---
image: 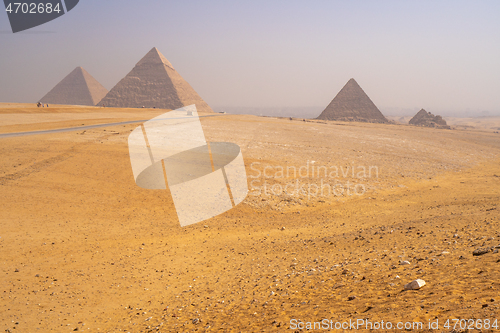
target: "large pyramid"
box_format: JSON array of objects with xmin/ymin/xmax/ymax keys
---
[
  {"xmin": 97, "ymin": 47, "xmax": 213, "ymax": 112},
  {"xmin": 39, "ymin": 67, "xmax": 108, "ymax": 106},
  {"xmin": 409, "ymin": 109, "xmax": 450, "ymax": 129},
  {"xmin": 317, "ymin": 78, "xmax": 388, "ymax": 123}
]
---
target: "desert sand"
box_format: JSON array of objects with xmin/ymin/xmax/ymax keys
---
[{"xmin": 1, "ymin": 104, "xmax": 499, "ymax": 332}]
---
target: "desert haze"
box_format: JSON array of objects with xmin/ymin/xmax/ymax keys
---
[{"xmin": 0, "ymin": 103, "xmax": 499, "ymax": 332}]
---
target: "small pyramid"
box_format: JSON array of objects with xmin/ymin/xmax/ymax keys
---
[
  {"xmin": 39, "ymin": 67, "xmax": 108, "ymax": 106},
  {"xmin": 97, "ymin": 47, "xmax": 213, "ymax": 112},
  {"xmin": 409, "ymin": 109, "xmax": 450, "ymax": 129},
  {"xmin": 317, "ymin": 78, "xmax": 388, "ymax": 123}
]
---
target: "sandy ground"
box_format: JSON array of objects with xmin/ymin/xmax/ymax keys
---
[{"xmin": 1, "ymin": 105, "xmax": 499, "ymax": 332}]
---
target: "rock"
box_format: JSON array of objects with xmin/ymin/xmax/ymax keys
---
[
  {"xmin": 348, "ymin": 296, "xmax": 356, "ymax": 301},
  {"xmin": 400, "ymin": 260, "xmax": 411, "ymax": 265},
  {"xmin": 493, "ymin": 249, "xmax": 499, "ymax": 254},
  {"xmin": 404, "ymin": 279, "xmax": 426, "ymax": 290},
  {"xmin": 439, "ymin": 251, "xmax": 450, "ymax": 255},
  {"xmin": 473, "ymin": 248, "xmax": 490, "ymax": 256},
  {"xmin": 192, "ymin": 318, "xmax": 200, "ymax": 324},
  {"xmin": 14, "ymin": 268, "xmax": 19, "ymax": 272},
  {"xmin": 280, "ymin": 227, "xmax": 286, "ymax": 231},
  {"xmin": 495, "ymin": 245, "xmax": 500, "ymax": 249}
]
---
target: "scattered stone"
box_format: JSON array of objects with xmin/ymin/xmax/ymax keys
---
[
  {"xmin": 280, "ymin": 227, "xmax": 286, "ymax": 231},
  {"xmin": 493, "ymin": 249, "xmax": 499, "ymax": 254},
  {"xmin": 14, "ymin": 268, "xmax": 19, "ymax": 273},
  {"xmin": 400, "ymin": 260, "xmax": 411, "ymax": 265},
  {"xmin": 404, "ymin": 279, "xmax": 426, "ymax": 290},
  {"xmin": 473, "ymin": 248, "xmax": 490, "ymax": 256},
  {"xmin": 439, "ymin": 251, "xmax": 450, "ymax": 256},
  {"xmin": 192, "ymin": 318, "xmax": 200, "ymax": 324},
  {"xmin": 348, "ymin": 296, "xmax": 357, "ymax": 301}
]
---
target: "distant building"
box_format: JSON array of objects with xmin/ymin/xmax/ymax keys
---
[
  {"xmin": 317, "ymin": 78, "xmax": 388, "ymax": 123},
  {"xmin": 97, "ymin": 47, "xmax": 213, "ymax": 112},
  {"xmin": 39, "ymin": 67, "xmax": 108, "ymax": 106},
  {"xmin": 409, "ymin": 109, "xmax": 450, "ymax": 129}
]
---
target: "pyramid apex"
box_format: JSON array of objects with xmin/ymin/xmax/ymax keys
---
[
  {"xmin": 346, "ymin": 78, "xmax": 359, "ymax": 85},
  {"xmin": 136, "ymin": 47, "xmax": 175, "ymax": 70}
]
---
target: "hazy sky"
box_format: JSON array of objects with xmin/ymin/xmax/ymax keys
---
[{"xmin": 1, "ymin": 1, "xmax": 499, "ymax": 116}]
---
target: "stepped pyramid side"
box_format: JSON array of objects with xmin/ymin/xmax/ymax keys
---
[
  {"xmin": 97, "ymin": 48, "xmax": 213, "ymax": 112},
  {"xmin": 409, "ymin": 109, "xmax": 450, "ymax": 129},
  {"xmin": 317, "ymin": 78, "xmax": 388, "ymax": 123},
  {"xmin": 39, "ymin": 67, "xmax": 108, "ymax": 106}
]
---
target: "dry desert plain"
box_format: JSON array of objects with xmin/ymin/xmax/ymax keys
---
[{"xmin": 1, "ymin": 103, "xmax": 500, "ymax": 332}]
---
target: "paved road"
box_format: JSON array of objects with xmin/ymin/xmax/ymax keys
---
[{"xmin": 0, "ymin": 115, "xmax": 222, "ymax": 139}]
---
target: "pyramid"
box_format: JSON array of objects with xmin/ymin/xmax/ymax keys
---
[
  {"xmin": 409, "ymin": 109, "xmax": 450, "ymax": 129},
  {"xmin": 39, "ymin": 67, "xmax": 108, "ymax": 106},
  {"xmin": 317, "ymin": 78, "xmax": 388, "ymax": 123},
  {"xmin": 97, "ymin": 47, "xmax": 213, "ymax": 112}
]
